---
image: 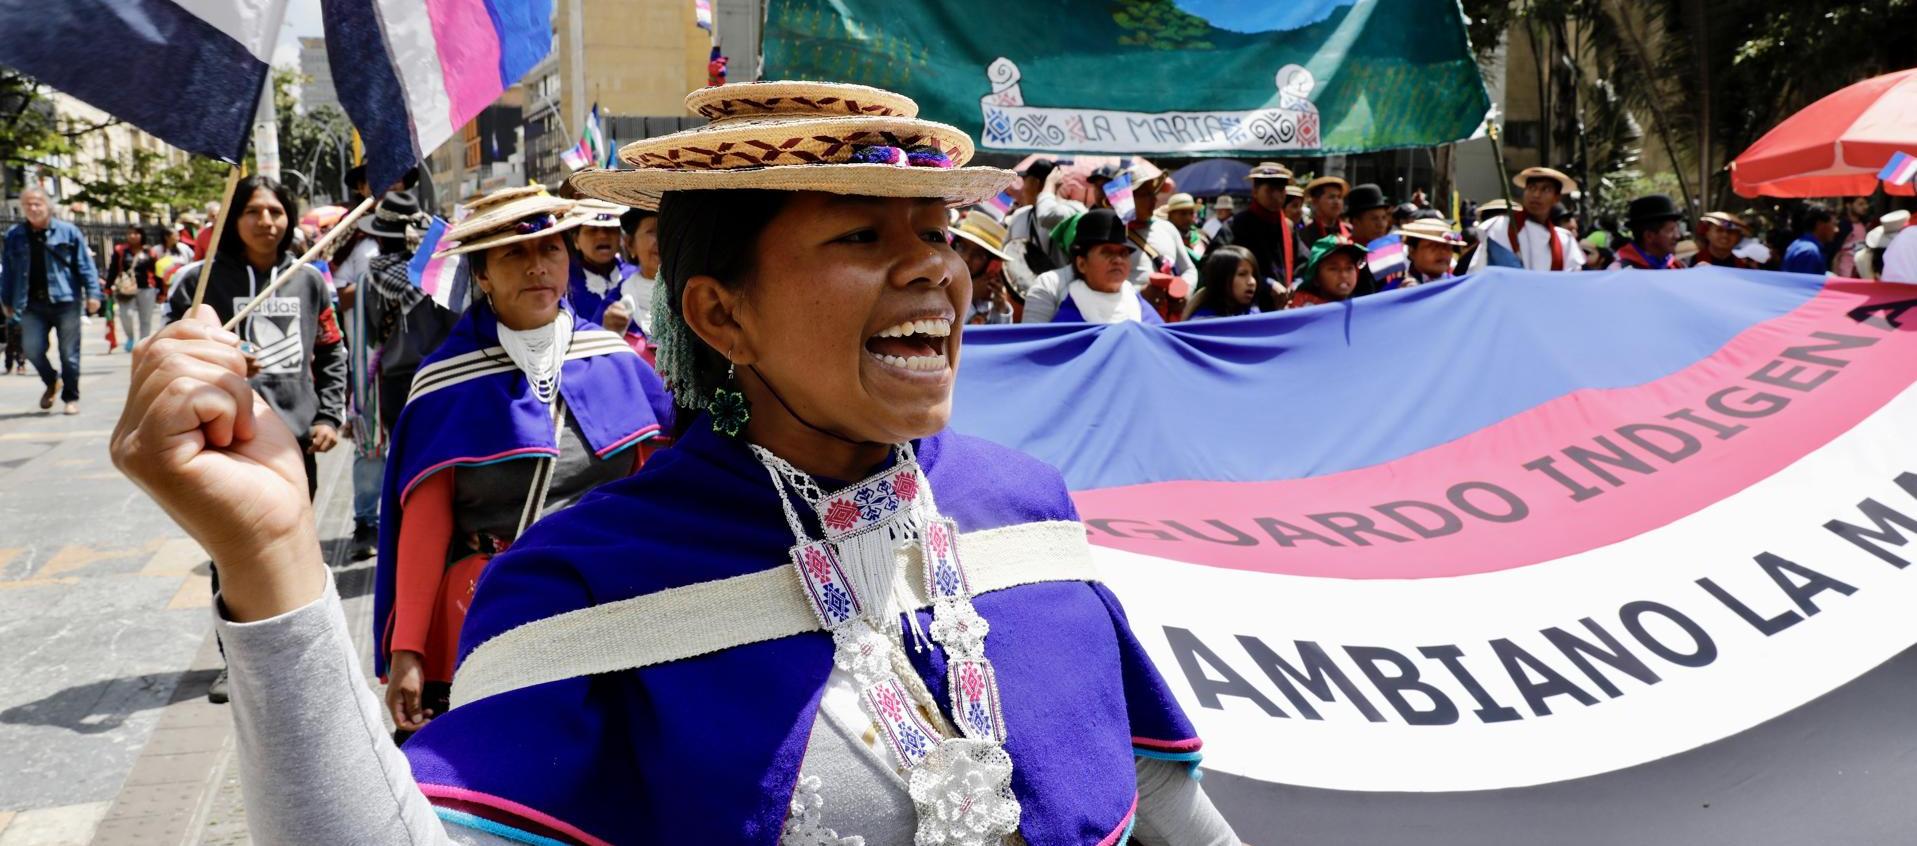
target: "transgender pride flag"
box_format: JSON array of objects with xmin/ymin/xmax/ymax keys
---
[
  {"xmin": 322, "ymin": 0, "xmax": 552, "ymax": 191},
  {"xmin": 955, "ymin": 266, "xmax": 1917, "ymax": 842}
]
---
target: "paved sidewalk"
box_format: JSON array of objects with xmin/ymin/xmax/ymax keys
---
[{"xmin": 0, "ymin": 327, "xmax": 366, "ymax": 846}]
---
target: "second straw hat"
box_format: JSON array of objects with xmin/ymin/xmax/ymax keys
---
[{"xmin": 570, "ymin": 81, "xmax": 1014, "ymax": 210}]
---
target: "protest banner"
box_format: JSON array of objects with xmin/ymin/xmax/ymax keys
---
[
  {"xmin": 955, "ymin": 267, "xmax": 1917, "ymax": 839},
  {"xmin": 762, "ymin": 0, "xmax": 1490, "ymax": 156}
]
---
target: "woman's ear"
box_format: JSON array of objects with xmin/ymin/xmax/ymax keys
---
[{"xmin": 680, "ymin": 274, "xmax": 756, "ymax": 365}]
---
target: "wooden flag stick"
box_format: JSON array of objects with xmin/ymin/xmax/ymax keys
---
[
  {"xmin": 190, "ymin": 165, "xmax": 248, "ymax": 312},
  {"xmin": 223, "ymin": 194, "xmax": 378, "ymax": 331}
]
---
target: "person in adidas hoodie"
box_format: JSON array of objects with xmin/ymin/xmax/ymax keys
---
[{"xmin": 167, "ymin": 174, "xmax": 347, "ymax": 499}]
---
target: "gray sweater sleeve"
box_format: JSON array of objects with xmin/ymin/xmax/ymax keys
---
[
  {"xmin": 1131, "ymin": 757, "xmax": 1241, "ymax": 846},
  {"xmin": 215, "ymin": 579, "xmax": 510, "ymax": 846}
]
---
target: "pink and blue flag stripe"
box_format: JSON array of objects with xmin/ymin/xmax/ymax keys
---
[
  {"xmin": 1879, "ymin": 151, "xmax": 1917, "ymax": 186},
  {"xmin": 0, "ymin": 0, "xmax": 288, "ymax": 162},
  {"xmin": 323, "ymin": 0, "xmax": 552, "ymax": 191}
]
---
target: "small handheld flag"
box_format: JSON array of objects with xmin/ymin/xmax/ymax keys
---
[
  {"xmin": 1104, "ymin": 172, "xmax": 1137, "ymax": 223},
  {"xmin": 1367, "ymin": 234, "xmax": 1408, "ymax": 289},
  {"xmin": 1880, "ymin": 151, "xmax": 1917, "ymax": 187}
]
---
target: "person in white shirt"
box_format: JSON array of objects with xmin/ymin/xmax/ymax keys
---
[
  {"xmin": 1883, "ymin": 214, "xmax": 1917, "ymax": 283},
  {"xmin": 1201, "ymin": 195, "xmax": 1234, "ymax": 239},
  {"xmin": 1125, "ymin": 176, "xmax": 1197, "ymax": 289},
  {"xmin": 1001, "ymin": 159, "xmax": 1085, "ymax": 303},
  {"xmin": 1467, "ymin": 166, "xmax": 1585, "ymax": 273},
  {"xmin": 1021, "ymin": 172, "xmax": 1196, "ymax": 323}
]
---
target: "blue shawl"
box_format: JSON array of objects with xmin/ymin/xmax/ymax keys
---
[
  {"xmin": 400, "ymin": 417, "xmax": 1201, "ymax": 845},
  {"xmin": 371, "ymin": 302, "xmax": 672, "ymax": 676}
]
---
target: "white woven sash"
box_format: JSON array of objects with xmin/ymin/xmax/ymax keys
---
[
  {"xmin": 449, "ymin": 520, "xmax": 1096, "ymax": 709},
  {"xmin": 407, "ymin": 330, "xmax": 633, "ymax": 404}
]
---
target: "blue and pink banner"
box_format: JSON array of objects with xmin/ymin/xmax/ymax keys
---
[
  {"xmin": 954, "ymin": 266, "xmax": 1917, "ymax": 840},
  {"xmin": 322, "ymin": 0, "xmax": 552, "ymax": 192}
]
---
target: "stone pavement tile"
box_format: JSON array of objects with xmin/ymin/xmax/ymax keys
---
[
  {"xmin": 137, "ymin": 724, "xmax": 229, "ymax": 757},
  {"xmin": 0, "ymin": 801, "xmax": 109, "ymax": 846},
  {"xmin": 0, "ymin": 577, "xmax": 208, "ymax": 809},
  {"xmin": 89, "ymin": 781, "xmax": 203, "ymax": 846},
  {"xmin": 122, "ymin": 750, "xmax": 224, "ymax": 788},
  {"xmin": 0, "ymin": 813, "xmax": 11, "ymax": 837},
  {"xmin": 165, "ymin": 572, "xmax": 213, "ymax": 610},
  {"xmin": 196, "ymin": 755, "xmax": 250, "ymax": 846},
  {"xmin": 139, "ymin": 539, "xmax": 208, "ymax": 578}
]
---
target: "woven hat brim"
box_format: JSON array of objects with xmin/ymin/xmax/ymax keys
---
[
  {"xmin": 570, "ymin": 164, "xmax": 1016, "ymax": 211},
  {"xmin": 1401, "ymin": 230, "xmax": 1464, "ymax": 248},
  {"xmin": 447, "ymin": 196, "xmax": 575, "ymax": 244},
  {"xmin": 616, "ymin": 115, "xmax": 974, "ymax": 172},
  {"xmin": 434, "ymin": 215, "xmax": 586, "ymax": 258},
  {"xmin": 951, "ymin": 228, "xmax": 1010, "ymax": 261}
]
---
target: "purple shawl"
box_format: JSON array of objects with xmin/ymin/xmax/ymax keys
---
[
  {"xmin": 566, "ymin": 257, "xmax": 638, "ymax": 328},
  {"xmin": 371, "ymin": 302, "xmax": 672, "ymax": 676},
  {"xmin": 400, "ymin": 416, "xmax": 1202, "ymax": 845}
]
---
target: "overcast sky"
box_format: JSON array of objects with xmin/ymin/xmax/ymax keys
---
[{"xmin": 273, "ymin": 0, "xmax": 325, "ymax": 67}]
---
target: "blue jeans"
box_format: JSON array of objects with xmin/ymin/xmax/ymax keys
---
[
  {"xmin": 20, "ymin": 301, "xmax": 82, "ymax": 402},
  {"xmin": 352, "ymin": 447, "xmax": 384, "ymax": 523}
]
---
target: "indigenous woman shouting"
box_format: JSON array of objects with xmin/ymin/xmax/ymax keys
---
[
  {"xmin": 374, "ymin": 185, "xmax": 673, "ymax": 741},
  {"xmin": 111, "ymin": 82, "xmax": 1238, "ymax": 845}
]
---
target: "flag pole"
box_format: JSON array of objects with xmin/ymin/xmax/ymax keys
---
[
  {"xmin": 222, "ymin": 194, "xmax": 377, "ymax": 331},
  {"xmin": 189, "ymin": 164, "xmax": 248, "ymax": 311}
]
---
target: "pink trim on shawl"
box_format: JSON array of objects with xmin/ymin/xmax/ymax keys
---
[
  {"xmin": 422, "ymin": 783, "xmax": 613, "ymax": 846},
  {"xmin": 398, "ymin": 447, "xmax": 559, "ymax": 505},
  {"xmin": 594, "ymin": 423, "xmax": 662, "ymax": 458},
  {"xmin": 1131, "ymin": 735, "xmax": 1204, "ymax": 752},
  {"xmin": 1097, "ymin": 792, "xmax": 1141, "ymax": 846}
]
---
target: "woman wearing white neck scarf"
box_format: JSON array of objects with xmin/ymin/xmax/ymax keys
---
[{"xmin": 360, "ymin": 186, "xmax": 671, "ymax": 743}]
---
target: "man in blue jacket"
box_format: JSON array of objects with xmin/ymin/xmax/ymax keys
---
[{"xmin": 1, "ymin": 186, "xmax": 101, "ymax": 414}]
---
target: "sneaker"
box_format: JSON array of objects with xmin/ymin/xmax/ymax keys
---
[
  {"xmin": 207, "ymin": 668, "xmax": 230, "ymax": 704},
  {"xmin": 351, "ymin": 520, "xmax": 378, "ymax": 561},
  {"xmin": 63, "ymin": 402, "xmax": 79, "ymax": 416},
  {"xmin": 38, "ymin": 379, "xmax": 58, "ymax": 410}
]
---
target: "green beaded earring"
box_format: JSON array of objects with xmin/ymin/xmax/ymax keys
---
[{"xmin": 709, "ymin": 360, "xmax": 750, "ymax": 437}]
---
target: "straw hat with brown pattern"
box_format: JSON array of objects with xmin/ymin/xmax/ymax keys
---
[
  {"xmin": 569, "ymin": 81, "xmax": 1015, "ymax": 210},
  {"xmin": 433, "ymin": 186, "xmax": 582, "ymax": 258}
]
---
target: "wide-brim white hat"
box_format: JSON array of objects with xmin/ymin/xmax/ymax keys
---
[
  {"xmin": 568, "ymin": 81, "xmax": 1015, "ymax": 211},
  {"xmin": 433, "ymin": 186, "xmax": 582, "ymax": 258},
  {"xmin": 569, "ymin": 198, "xmax": 630, "ymax": 228}
]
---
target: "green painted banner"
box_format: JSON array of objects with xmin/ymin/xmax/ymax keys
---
[{"xmin": 761, "ymin": 0, "xmax": 1490, "ymax": 157}]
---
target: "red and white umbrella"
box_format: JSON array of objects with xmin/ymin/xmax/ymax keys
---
[{"xmin": 1731, "ymin": 67, "xmax": 1917, "ymax": 198}]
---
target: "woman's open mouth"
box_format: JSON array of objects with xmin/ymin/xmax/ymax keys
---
[{"xmin": 864, "ymin": 317, "xmax": 952, "ymax": 373}]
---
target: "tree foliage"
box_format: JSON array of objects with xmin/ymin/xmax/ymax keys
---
[
  {"xmin": 1463, "ymin": 0, "xmax": 1917, "ymax": 213},
  {"xmin": 1, "ymin": 69, "xmax": 229, "ymax": 216},
  {"xmin": 269, "ymin": 67, "xmax": 356, "ymax": 205},
  {"xmin": 1111, "ymin": 0, "xmax": 1213, "ymax": 50}
]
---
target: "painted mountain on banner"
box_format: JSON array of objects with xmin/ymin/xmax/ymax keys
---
[{"xmin": 1172, "ymin": 0, "xmax": 1362, "ymax": 33}]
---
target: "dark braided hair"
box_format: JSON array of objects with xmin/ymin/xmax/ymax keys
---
[{"xmin": 655, "ymin": 189, "xmax": 790, "ymax": 431}]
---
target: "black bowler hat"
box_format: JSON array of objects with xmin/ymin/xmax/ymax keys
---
[
  {"xmin": 358, "ymin": 190, "xmax": 421, "ymax": 238},
  {"xmin": 1625, "ymin": 194, "xmax": 1684, "ymax": 231},
  {"xmin": 1070, "ymin": 208, "xmax": 1134, "ymax": 254},
  {"xmin": 1343, "ymin": 183, "xmax": 1390, "ymax": 216}
]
